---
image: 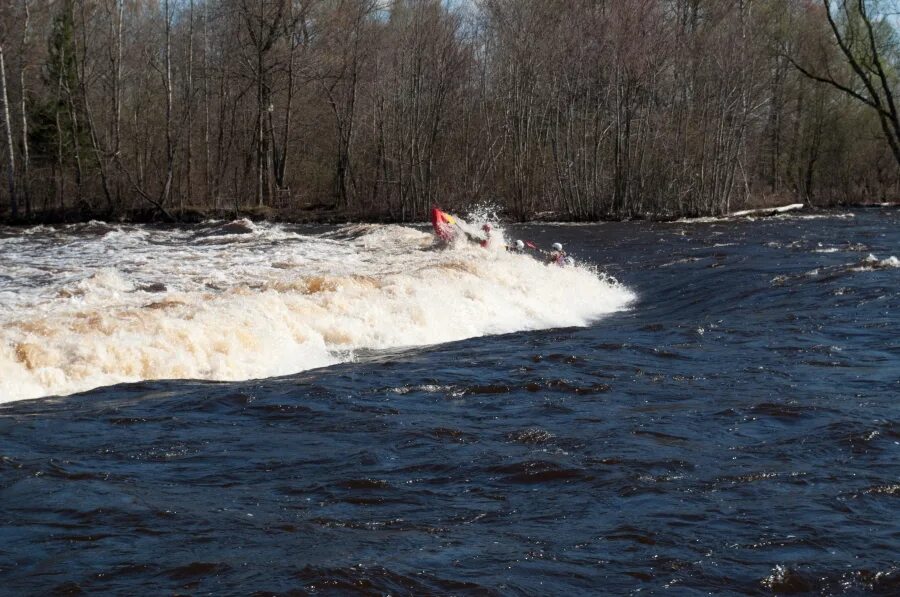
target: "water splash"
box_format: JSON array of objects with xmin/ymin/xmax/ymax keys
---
[{"xmin": 0, "ymin": 221, "xmax": 633, "ymax": 401}]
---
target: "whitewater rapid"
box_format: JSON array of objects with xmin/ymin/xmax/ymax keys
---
[{"xmin": 0, "ymin": 220, "xmax": 634, "ymax": 402}]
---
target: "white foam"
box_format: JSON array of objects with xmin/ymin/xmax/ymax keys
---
[
  {"xmin": 672, "ymin": 204, "xmax": 858, "ymax": 224},
  {"xmin": 729, "ymin": 203, "xmax": 804, "ymax": 217},
  {"xmin": 855, "ymin": 254, "xmax": 900, "ymax": 271},
  {"xmin": 0, "ymin": 222, "xmax": 634, "ymax": 402}
]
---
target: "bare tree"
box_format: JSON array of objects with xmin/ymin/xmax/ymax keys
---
[
  {"xmin": 0, "ymin": 43, "xmax": 16, "ymax": 217},
  {"xmin": 235, "ymin": 0, "xmax": 290, "ymax": 207},
  {"xmin": 790, "ymin": 0, "xmax": 900, "ymax": 168},
  {"xmin": 18, "ymin": 0, "xmax": 30, "ymax": 216},
  {"xmin": 186, "ymin": 0, "xmax": 195, "ymax": 208},
  {"xmin": 162, "ymin": 0, "xmax": 175, "ymax": 208}
]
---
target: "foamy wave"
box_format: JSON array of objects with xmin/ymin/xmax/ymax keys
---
[
  {"xmin": 672, "ymin": 205, "xmax": 854, "ymax": 224},
  {"xmin": 0, "ymin": 222, "xmax": 633, "ymax": 401},
  {"xmin": 854, "ymin": 254, "xmax": 900, "ymax": 271}
]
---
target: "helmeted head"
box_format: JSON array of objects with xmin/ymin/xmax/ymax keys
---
[
  {"xmin": 482, "ymin": 223, "xmax": 493, "ymax": 233},
  {"xmin": 552, "ymin": 242, "xmax": 563, "ymax": 252},
  {"xmin": 515, "ymin": 239, "xmax": 525, "ymax": 250}
]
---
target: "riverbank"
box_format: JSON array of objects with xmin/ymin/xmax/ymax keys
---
[{"xmin": 0, "ymin": 198, "xmax": 896, "ymax": 228}]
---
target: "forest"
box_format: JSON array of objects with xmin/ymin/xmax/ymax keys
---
[{"xmin": 0, "ymin": 0, "xmax": 898, "ymax": 223}]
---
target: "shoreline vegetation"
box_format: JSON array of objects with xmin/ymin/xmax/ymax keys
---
[
  {"xmin": 1, "ymin": 200, "xmax": 894, "ymax": 229},
  {"xmin": 2, "ymin": 1, "xmax": 900, "ymax": 226}
]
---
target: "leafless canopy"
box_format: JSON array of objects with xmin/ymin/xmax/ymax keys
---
[{"xmin": 0, "ymin": 0, "xmax": 898, "ymax": 222}]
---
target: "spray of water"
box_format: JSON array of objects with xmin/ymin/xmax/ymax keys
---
[{"xmin": 0, "ymin": 221, "xmax": 634, "ymax": 402}]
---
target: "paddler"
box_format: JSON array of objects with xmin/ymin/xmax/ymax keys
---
[
  {"xmin": 507, "ymin": 239, "xmax": 526, "ymax": 253},
  {"xmin": 479, "ymin": 223, "xmax": 493, "ymax": 248},
  {"xmin": 547, "ymin": 242, "xmax": 567, "ymax": 265}
]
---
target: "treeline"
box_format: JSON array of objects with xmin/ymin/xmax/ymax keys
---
[{"xmin": 0, "ymin": 0, "xmax": 897, "ymax": 223}]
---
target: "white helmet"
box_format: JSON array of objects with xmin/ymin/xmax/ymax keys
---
[
  {"xmin": 515, "ymin": 240, "xmax": 525, "ymax": 250},
  {"xmin": 552, "ymin": 242, "xmax": 563, "ymax": 251}
]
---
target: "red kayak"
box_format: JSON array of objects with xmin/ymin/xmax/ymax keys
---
[
  {"xmin": 431, "ymin": 206, "xmax": 491, "ymax": 246},
  {"xmin": 431, "ymin": 207, "xmax": 458, "ymax": 242}
]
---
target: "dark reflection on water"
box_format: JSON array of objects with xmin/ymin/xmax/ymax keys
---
[{"xmin": 1, "ymin": 208, "xmax": 899, "ymax": 594}]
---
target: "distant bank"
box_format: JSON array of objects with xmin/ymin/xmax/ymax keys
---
[{"xmin": 0, "ymin": 199, "xmax": 896, "ymax": 228}]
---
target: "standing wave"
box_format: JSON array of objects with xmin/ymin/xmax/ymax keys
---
[{"xmin": 0, "ymin": 222, "xmax": 633, "ymax": 401}]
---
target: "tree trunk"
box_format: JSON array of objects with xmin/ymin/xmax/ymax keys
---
[
  {"xmin": 203, "ymin": 0, "xmax": 211, "ymax": 206},
  {"xmin": 186, "ymin": 0, "xmax": 194, "ymax": 209},
  {"xmin": 77, "ymin": 0, "xmax": 114, "ymax": 212},
  {"xmin": 18, "ymin": 0, "xmax": 31, "ymax": 216},
  {"xmin": 113, "ymin": 0, "xmax": 123, "ymax": 209},
  {"xmin": 162, "ymin": 0, "xmax": 175, "ymax": 209},
  {"xmin": 0, "ymin": 45, "xmax": 17, "ymax": 218}
]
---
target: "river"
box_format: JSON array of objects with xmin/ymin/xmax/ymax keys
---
[{"xmin": 0, "ymin": 208, "xmax": 897, "ymax": 593}]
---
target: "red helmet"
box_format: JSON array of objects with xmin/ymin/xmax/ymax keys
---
[{"xmin": 482, "ymin": 223, "xmax": 492, "ymax": 232}]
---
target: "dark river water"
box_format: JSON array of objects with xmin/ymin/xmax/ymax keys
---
[{"xmin": 1, "ymin": 208, "xmax": 898, "ymax": 594}]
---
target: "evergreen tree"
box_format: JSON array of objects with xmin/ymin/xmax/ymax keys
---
[{"xmin": 29, "ymin": 0, "xmax": 87, "ymax": 170}]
